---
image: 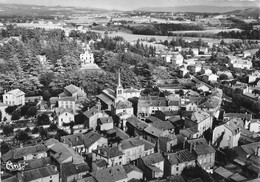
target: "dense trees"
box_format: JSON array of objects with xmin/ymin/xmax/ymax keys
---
[{"xmin": 128, "ymin": 23, "xmax": 203, "ymax": 36}]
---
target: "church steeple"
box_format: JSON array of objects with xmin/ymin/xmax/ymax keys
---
[
  {"xmin": 118, "ymin": 70, "xmax": 123, "ymax": 86},
  {"xmin": 116, "ymin": 69, "xmax": 123, "ymax": 97}
]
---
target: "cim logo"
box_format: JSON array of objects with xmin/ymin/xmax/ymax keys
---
[{"xmin": 4, "ymin": 161, "xmax": 28, "ymax": 171}]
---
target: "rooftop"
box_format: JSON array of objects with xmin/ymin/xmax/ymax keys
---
[
  {"xmin": 120, "ymin": 137, "xmax": 154, "ymax": 150},
  {"xmin": 93, "ymin": 146, "xmax": 123, "ymax": 159},
  {"xmin": 91, "ymin": 165, "xmax": 127, "ymax": 182},
  {"xmin": 167, "ymin": 149, "xmax": 196, "ymax": 165},
  {"xmin": 141, "ymin": 153, "xmax": 164, "ymax": 166},
  {"xmin": 5, "ymin": 89, "xmax": 25, "ymax": 97},
  {"xmin": 188, "ymin": 138, "xmax": 215, "ymax": 156}
]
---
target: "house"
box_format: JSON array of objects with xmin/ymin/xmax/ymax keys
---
[
  {"xmin": 118, "ymin": 137, "xmax": 155, "ymax": 164},
  {"xmin": 212, "ymin": 120, "xmax": 241, "ymax": 148},
  {"xmin": 202, "ymin": 74, "xmax": 218, "ymax": 83},
  {"xmin": 180, "ymin": 126, "xmax": 200, "ymax": 139},
  {"xmin": 80, "ymin": 45, "xmax": 100, "ymax": 70},
  {"xmin": 17, "ymin": 165, "xmax": 59, "ymax": 182},
  {"xmin": 191, "ymin": 110, "xmax": 212, "ymax": 136},
  {"xmin": 58, "ymin": 97, "xmax": 76, "ymax": 112},
  {"xmin": 137, "ymin": 153, "xmax": 164, "ymax": 180},
  {"xmin": 91, "ymin": 165, "xmax": 128, "ymax": 182},
  {"xmin": 179, "ymin": 68, "xmax": 189, "ymax": 77},
  {"xmin": 61, "ymin": 162, "xmax": 89, "ymax": 182},
  {"xmin": 59, "ymin": 84, "xmax": 86, "ymax": 101},
  {"xmin": 49, "ymin": 142, "xmax": 85, "ymax": 165},
  {"xmin": 197, "ymin": 83, "xmax": 210, "ymax": 92},
  {"xmin": 158, "ymin": 135, "xmax": 177, "ymax": 153},
  {"xmin": 126, "ymin": 116, "xmax": 149, "ymax": 137},
  {"xmin": 146, "ymin": 116, "xmax": 175, "ymax": 133},
  {"xmin": 3, "ymin": 89, "xmax": 25, "ymax": 106},
  {"xmin": 92, "ymin": 146, "xmax": 125, "ymax": 167},
  {"xmin": 185, "ymin": 102, "xmax": 198, "ymax": 112},
  {"xmin": 224, "ymin": 113, "xmax": 252, "ymax": 129},
  {"xmin": 198, "ymin": 96, "xmax": 222, "ymax": 118},
  {"xmin": 56, "ymin": 107, "xmax": 75, "ymax": 128},
  {"xmin": 123, "ymin": 164, "xmax": 143, "ymax": 181},
  {"xmin": 97, "ymin": 116, "xmax": 114, "ymax": 131},
  {"xmin": 0, "ymin": 102, "xmax": 10, "ymax": 121},
  {"xmin": 234, "ymin": 142, "xmax": 260, "ymax": 178},
  {"xmin": 112, "ymin": 100, "xmax": 133, "ymax": 116},
  {"xmin": 164, "ymin": 149, "xmax": 196, "ymax": 176},
  {"xmin": 191, "ymin": 48, "xmax": 199, "ymax": 56},
  {"xmin": 249, "ymin": 119, "xmax": 260, "ymax": 133},
  {"xmin": 228, "ymin": 56, "xmax": 252, "ymax": 69},
  {"xmin": 61, "ymin": 131, "xmax": 108, "ymax": 154},
  {"xmin": 2, "ymin": 144, "xmax": 48, "ymax": 162},
  {"xmin": 137, "ymin": 96, "xmax": 180, "ymax": 120},
  {"xmin": 154, "ymin": 110, "xmax": 179, "ymax": 121},
  {"xmin": 82, "ymin": 106, "xmax": 109, "ymax": 130},
  {"xmin": 143, "ymin": 125, "xmax": 169, "ymax": 144},
  {"xmin": 186, "ymin": 138, "xmax": 215, "ymax": 171}
]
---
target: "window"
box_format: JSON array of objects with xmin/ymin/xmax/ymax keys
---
[
  {"xmin": 119, "ymin": 156, "xmax": 122, "ymax": 159},
  {"xmin": 176, "ymin": 165, "xmax": 179, "ymax": 171}
]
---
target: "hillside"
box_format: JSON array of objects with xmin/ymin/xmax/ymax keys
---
[
  {"xmin": 138, "ymin": 6, "xmax": 254, "ymax": 13},
  {"xmin": 226, "ymin": 8, "xmax": 260, "ymax": 18}
]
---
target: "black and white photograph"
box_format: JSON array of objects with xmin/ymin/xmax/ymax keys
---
[{"xmin": 0, "ymin": 0, "xmax": 259, "ymax": 181}]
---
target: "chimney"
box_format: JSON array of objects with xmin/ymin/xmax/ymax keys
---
[
  {"xmin": 87, "ymin": 107, "xmax": 89, "ymax": 111},
  {"xmin": 20, "ymin": 142, "xmax": 23, "ymax": 148},
  {"xmin": 183, "ymin": 137, "xmax": 187, "ymax": 149},
  {"xmin": 4, "ymin": 90, "xmax": 6, "ymax": 94},
  {"xmin": 190, "ymin": 143, "xmax": 193, "ymax": 153}
]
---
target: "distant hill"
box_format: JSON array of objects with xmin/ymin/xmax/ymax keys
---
[
  {"xmin": 225, "ymin": 8, "xmax": 260, "ymax": 18},
  {"xmin": 138, "ymin": 6, "xmax": 254, "ymax": 13},
  {"xmin": 0, "ymin": 3, "xmax": 108, "ymax": 16}
]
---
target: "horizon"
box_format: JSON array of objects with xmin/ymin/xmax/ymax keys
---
[{"xmin": 0, "ymin": 0, "xmax": 259, "ymax": 11}]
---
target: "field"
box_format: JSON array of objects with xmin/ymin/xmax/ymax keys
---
[
  {"xmin": 92, "ymin": 30, "xmax": 250, "ymax": 44},
  {"xmin": 169, "ymin": 28, "xmax": 243, "ymax": 35}
]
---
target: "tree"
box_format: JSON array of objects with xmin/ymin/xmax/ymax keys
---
[
  {"xmin": 11, "ymin": 109, "xmax": 21, "ymax": 120},
  {"xmin": 15, "ymin": 130, "xmax": 32, "ymax": 142},
  {"xmin": 219, "ymin": 74, "xmax": 229, "ymax": 80},
  {"xmin": 5, "ymin": 105, "xmax": 18, "ymax": 115},
  {"xmin": 42, "ymin": 90, "xmax": 51, "ymax": 101},
  {"xmin": 37, "ymin": 114, "xmax": 50, "ymax": 126},
  {"xmin": 26, "ymin": 106, "xmax": 37, "ymax": 117},
  {"xmin": 39, "ymin": 126, "xmax": 48, "ymax": 139},
  {"xmin": 3, "ymin": 125, "xmax": 14, "ymax": 136},
  {"xmin": 1, "ymin": 141, "xmax": 11, "ymax": 154}
]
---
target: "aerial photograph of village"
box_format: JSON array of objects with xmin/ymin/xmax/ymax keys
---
[{"xmin": 0, "ymin": 0, "xmax": 259, "ymax": 181}]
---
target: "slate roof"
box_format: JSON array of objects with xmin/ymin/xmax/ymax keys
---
[
  {"xmin": 120, "ymin": 137, "xmax": 154, "ymax": 150},
  {"xmin": 115, "ymin": 100, "xmax": 132, "ymax": 109},
  {"xmin": 91, "ymin": 165, "xmax": 127, "ymax": 182},
  {"xmin": 99, "ymin": 117, "xmax": 113, "ymax": 124},
  {"xmin": 84, "ymin": 131, "xmax": 104, "ymax": 148},
  {"xmin": 123, "ymin": 164, "xmax": 143, "ymax": 174},
  {"xmin": 224, "ymin": 121, "xmax": 241, "ymax": 135},
  {"xmin": 198, "ymin": 96, "xmax": 221, "ymax": 109},
  {"xmin": 93, "ymin": 146, "xmax": 123, "ymax": 159},
  {"xmin": 93, "ymin": 159, "xmax": 108, "ymax": 168},
  {"xmin": 126, "ymin": 116, "xmax": 148, "ymax": 130},
  {"xmin": 114, "ymin": 126, "xmax": 130, "ymax": 140},
  {"xmin": 22, "ymin": 165, "xmax": 58, "ymax": 182},
  {"xmin": 144, "ymin": 125, "xmax": 164, "ymax": 137},
  {"xmin": 214, "ymin": 166, "xmax": 233, "ymax": 179},
  {"xmin": 5, "ymin": 89, "xmax": 25, "ymax": 97},
  {"xmin": 141, "ymin": 153, "xmax": 164, "ymax": 166},
  {"xmin": 167, "ymin": 149, "xmax": 196, "ymax": 165},
  {"xmin": 64, "ymin": 84, "xmax": 80, "ymax": 95},
  {"xmin": 77, "ymin": 176, "xmax": 97, "ymax": 182},
  {"xmin": 58, "ymin": 97, "xmax": 76, "ymax": 102},
  {"xmin": 22, "ymin": 157, "xmax": 53, "ymax": 171},
  {"xmin": 50, "ymin": 143, "xmax": 84, "ymax": 165},
  {"xmin": 83, "ymin": 106, "xmax": 100, "ymax": 118},
  {"xmin": 191, "ymin": 110, "xmax": 210, "ymax": 123},
  {"xmin": 224, "ymin": 113, "xmax": 252, "ymax": 121},
  {"xmin": 147, "ymin": 116, "xmax": 175, "ymax": 130},
  {"xmin": 2, "ymin": 144, "xmax": 48, "ymax": 162},
  {"xmin": 188, "ymin": 138, "xmax": 215, "ymax": 156},
  {"xmin": 61, "ymin": 162, "xmax": 89, "ymax": 179}
]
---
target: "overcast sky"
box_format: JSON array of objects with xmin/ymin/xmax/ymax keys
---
[{"xmin": 0, "ymin": 0, "xmax": 259, "ymax": 10}]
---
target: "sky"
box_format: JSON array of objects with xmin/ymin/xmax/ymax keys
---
[{"xmin": 0, "ymin": 0, "xmax": 259, "ymax": 10}]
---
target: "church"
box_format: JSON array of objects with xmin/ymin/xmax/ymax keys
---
[{"xmin": 97, "ymin": 72, "xmax": 141, "ymax": 113}]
